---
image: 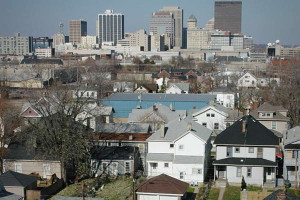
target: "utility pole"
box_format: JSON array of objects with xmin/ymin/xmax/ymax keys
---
[
  {"xmin": 295, "ymin": 156, "xmax": 298, "ymax": 194},
  {"xmin": 82, "ymin": 181, "xmax": 85, "ymax": 200},
  {"xmin": 132, "ymin": 146, "xmax": 136, "ymax": 200}
]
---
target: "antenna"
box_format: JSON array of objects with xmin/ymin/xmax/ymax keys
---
[{"xmin": 59, "ymin": 22, "xmax": 64, "ymax": 34}]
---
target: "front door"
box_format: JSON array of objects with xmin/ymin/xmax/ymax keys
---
[
  {"xmin": 218, "ymin": 166, "xmax": 226, "ymax": 179},
  {"xmin": 266, "ymin": 167, "xmax": 273, "ymax": 180}
]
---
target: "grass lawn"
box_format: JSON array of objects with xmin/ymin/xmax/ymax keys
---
[
  {"xmin": 54, "ymin": 176, "xmax": 143, "ymax": 200},
  {"xmin": 223, "ymin": 186, "xmax": 240, "ymax": 200},
  {"xmin": 187, "ymin": 187, "xmax": 195, "ymax": 193},
  {"xmin": 246, "ymin": 185, "xmax": 262, "ymax": 191},
  {"xmin": 207, "ymin": 188, "xmax": 220, "ymax": 200}
]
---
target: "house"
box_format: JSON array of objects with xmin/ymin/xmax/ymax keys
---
[
  {"xmin": 237, "ymin": 72, "xmax": 257, "ymax": 89},
  {"xmin": 135, "ymin": 174, "xmax": 189, "ymax": 200},
  {"xmin": 0, "ymin": 171, "xmax": 38, "ymax": 198},
  {"xmin": 134, "ymin": 84, "xmax": 158, "ymax": 93},
  {"xmin": 93, "ymin": 123, "xmax": 152, "ymax": 172},
  {"xmin": 156, "ymin": 77, "xmax": 170, "ymax": 91},
  {"xmin": 166, "ymin": 83, "xmax": 190, "ymax": 94},
  {"xmin": 283, "ymin": 126, "xmax": 300, "ymax": 186},
  {"xmin": 152, "ymin": 69, "xmax": 201, "ymax": 83},
  {"xmin": 90, "ymin": 146, "xmax": 139, "ymax": 176},
  {"xmin": 3, "ymin": 142, "xmax": 62, "ymax": 179},
  {"xmin": 101, "ymin": 93, "xmax": 216, "ymax": 122},
  {"xmin": 113, "ymin": 81, "xmax": 135, "ymax": 93},
  {"xmin": 250, "ymin": 102, "xmax": 289, "ymax": 137},
  {"xmin": 213, "ymin": 115, "xmax": 279, "ymax": 186},
  {"xmin": 128, "ymin": 103, "xmax": 186, "ymax": 131},
  {"xmin": 209, "ymin": 87, "xmax": 236, "ymax": 109},
  {"xmin": 0, "ymin": 189, "xmax": 22, "ymax": 200},
  {"xmin": 72, "ymin": 86, "xmax": 98, "ymax": 100},
  {"xmin": 146, "ymin": 118, "xmax": 212, "ymax": 184},
  {"xmin": 190, "ymin": 103, "xmax": 229, "ymax": 131},
  {"xmin": 0, "ymin": 71, "xmax": 44, "ymax": 89}
]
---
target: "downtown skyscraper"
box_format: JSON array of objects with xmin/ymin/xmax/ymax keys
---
[
  {"xmin": 97, "ymin": 10, "xmax": 124, "ymax": 45},
  {"xmin": 214, "ymin": 1, "xmax": 242, "ymax": 34},
  {"xmin": 69, "ymin": 20, "xmax": 87, "ymax": 45}
]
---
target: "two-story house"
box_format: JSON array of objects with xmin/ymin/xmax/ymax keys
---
[
  {"xmin": 250, "ymin": 102, "xmax": 289, "ymax": 138},
  {"xmin": 166, "ymin": 83, "xmax": 190, "ymax": 94},
  {"xmin": 146, "ymin": 118, "xmax": 212, "ymax": 185},
  {"xmin": 283, "ymin": 126, "xmax": 300, "ymax": 186},
  {"xmin": 237, "ymin": 72, "xmax": 257, "ymax": 89},
  {"xmin": 190, "ymin": 103, "xmax": 229, "ymax": 131},
  {"xmin": 209, "ymin": 87, "xmax": 236, "ymax": 109},
  {"xmin": 213, "ymin": 115, "xmax": 279, "ymax": 186}
]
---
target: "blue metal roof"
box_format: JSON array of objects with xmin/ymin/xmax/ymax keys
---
[{"xmin": 101, "ymin": 93, "xmax": 216, "ymax": 118}]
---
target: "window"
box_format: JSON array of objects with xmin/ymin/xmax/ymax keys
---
[
  {"xmin": 267, "ymin": 113, "xmax": 271, "ymax": 117},
  {"xmin": 257, "ymin": 147, "xmax": 263, "ymax": 158},
  {"xmin": 211, "ymin": 113, "xmax": 215, "ymax": 117},
  {"xmin": 43, "ymin": 164, "xmax": 51, "ymax": 178},
  {"xmin": 214, "ymin": 123, "xmax": 219, "ymax": 130},
  {"xmin": 226, "ymin": 123, "xmax": 231, "ymax": 128},
  {"xmin": 139, "ymin": 144, "xmax": 145, "ymax": 153},
  {"xmin": 236, "ymin": 167, "xmax": 242, "ymax": 177},
  {"xmin": 192, "ymin": 168, "xmax": 202, "ymax": 174},
  {"xmin": 235, "ymin": 147, "xmax": 240, "ymax": 153},
  {"xmin": 170, "ymin": 144, "xmax": 174, "ymax": 148},
  {"xmin": 164, "ymin": 163, "xmax": 169, "ymax": 168},
  {"xmin": 292, "ymin": 150, "xmax": 298, "ymax": 159},
  {"xmin": 150, "ymin": 163, "xmax": 157, "ymax": 169},
  {"xmin": 179, "ymin": 145, "xmax": 184, "ymax": 150},
  {"xmin": 15, "ymin": 163, "xmax": 22, "ymax": 173},
  {"xmin": 180, "ymin": 172, "xmax": 184, "ymax": 179},
  {"xmin": 206, "ymin": 113, "xmax": 210, "ymax": 117},
  {"xmin": 91, "ymin": 92, "xmax": 94, "ymax": 97},
  {"xmin": 125, "ymin": 162, "xmax": 130, "ymax": 173},
  {"xmin": 247, "ymin": 167, "xmax": 252, "ymax": 177},
  {"xmin": 227, "ymin": 147, "xmax": 233, "ymax": 157},
  {"xmin": 202, "ymin": 122, "xmax": 207, "ymax": 127},
  {"xmin": 249, "ymin": 147, "xmax": 254, "ymax": 153},
  {"xmin": 272, "ymin": 121, "xmax": 277, "ymax": 130}
]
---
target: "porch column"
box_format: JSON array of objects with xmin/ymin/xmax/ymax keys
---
[{"xmin": 214, "ymin": 165, "xmax": 216, "ymax": 181}]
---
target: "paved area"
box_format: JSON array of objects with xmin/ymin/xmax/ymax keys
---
[{"xmin": 218, "ymin": 187, "xmax": 225, "ymax": 200}]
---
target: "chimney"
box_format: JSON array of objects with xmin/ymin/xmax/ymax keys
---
[
  {"xmin": 187, "ymin": 123, "xmax": 192, "ymax": 131},
  {"xmin": 153, "ymin": 105, "xmax": 157, "ymax": 111},
  {"xmin": 160, "ymin": 124, "xmax": 165, "ymax": 138},
  {"xmin": 242, "ymin": 120, "xmax": 246, "ymax": 133},
  {"xmin": 276, "ymin": 191, "xmax": 286, "ymax": 200}
]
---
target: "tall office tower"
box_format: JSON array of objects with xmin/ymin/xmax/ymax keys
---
[
  {"xmin": 149, "ymin": 11, "xmax": 175, "ymax": 47},
  {"xmin": 205, "ymin": 18, "xmax": 215, "ymax": 31},
  {"xmin": 214, "ymin": 1, "xmax": 242, "ymax": 33},
  {"xmin": 52, "ymin": 33, "xmax": 65, "ymax": 48},
  {"xmin": 159, "ymin": 6, "xmax": 183, "ymax": 48},
  {"xmin": 118, "ymin": 29, "xmax": 150, "ymax": 51},
  {"xmin": 186, "ymin": 15, "xmax": 210, "ymax": 49},
  {"xmin": 97, "ymin": 10, "xmax": 124, "ymax": 45},
  {"xmin": 32, "ymin": 37, "xmax": 53, "ymax": 52},
  {"xmin": 0, "ymin": 32, "xmax": 32, "ymax": 55},
  {"xmin": 69, "ymin": 20, "xmax": 87, "ymax": 45}
]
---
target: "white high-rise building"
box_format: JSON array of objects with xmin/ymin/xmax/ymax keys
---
[
  {"xmin": 187, "ymin": 15, "xmax": 210, "ymax": 49},
  {"xmin": 97, "ymin": 10, "xmax": 124, "ymax": 45},
  {"xmin": 81, "ymin": 36, "xmax": 98, "ymax": 49},
  {"xmin": 0, "ymin": 32, "xmax": 32, "ymax": 55},
  {"xmin": 52, "ymin": 33, "xmax": 65, "ymax": 49},
  {"xmin": 117, "ymin": 29, "xmax": 149, "ymax": 51}
]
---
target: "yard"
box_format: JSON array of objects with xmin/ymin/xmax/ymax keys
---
[
  {"xmin": 207, "ymin": 188, "xmax": 220, "ymax": 200},
  {"xmin": 223, "ymin": 186, "xmax": 240, "ymax": 200},
  {"xmin": 53, "ymin": 176, "xmax": 145, "ymax": 200}
]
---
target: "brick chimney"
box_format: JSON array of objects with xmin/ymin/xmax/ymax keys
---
[
  {"xmin": 160, "ymin": 124, "xmax": 165, "ymax": 138},
  {"xmin": 242, "ymin": 119, "xmax": 246, "ymax": 133}
]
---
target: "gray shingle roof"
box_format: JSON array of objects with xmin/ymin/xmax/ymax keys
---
[
  {"xmin": 168, "ymin": 83, "xmax": 190, "ymax": 92},
  {"xmin": 147, "ymin": 118, "xmax": 212, "ymax": 142},
  {"xmin": 191, "ymin": 103, "xmax": 229, "ymax": 117},
  {"xmin": 173, "ymin": 156, "xmax": 203, "ymax": 164},
  {"xmin": 284, "ymin": 126, "xmax": 300, "ymax": 145},
  {"xmin": 0, "ymin": 171, "xmax": 38, "ymax": 187},
  {"xmin": 0, "ymin": 191, "xmax": 23, "ymax": 200},
  {"xmin": 213, "ymin": 158, "xmax": 277, "ymax": 166},
  {"xmin": 147, "ymin": 153, "xmax": 174, "ymax": 162},
  {"xmin": 103, "ymin": 93, "xmax": 216, "ymax": 102},
  {"xmin": 128, "ymin": 103, "xmax": 186, "ymax": 123},
  {"xmin": 256, "ymin": 102, "xmax": 287, "ymax": 112},
  {"xmin": 95, "ymin": 123, "xmax": 151, "ymax": 134}
]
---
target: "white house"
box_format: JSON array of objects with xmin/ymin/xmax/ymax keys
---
[
  {"xmin": 156, "ymin": 77, "xmax": 170, "ymax": 90},
  {"xmin": 213, "ymin": 115, "xmax": 279, "ymax": 186},
  {"xmin": 146, "ymin": 118, "xmax": 212, "ymax": 185},
  {"xmin": 166, "ymin": 83, "xmax": 190, "ymax": 94},
  {"xmin": 191, "ymin": 104, "xmax": 229, "ymax": 131},
  {"xmin": 237, "ymin": 72, "xmax": 257, "ymax": 89},
  {"xmin": 209, "ymin": 87, "xmax": 235, "ymax": 109}
]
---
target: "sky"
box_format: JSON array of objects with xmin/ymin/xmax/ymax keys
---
[{"xmin": 0, "ymin": 0, "xmax": 299, "ymax": 45}]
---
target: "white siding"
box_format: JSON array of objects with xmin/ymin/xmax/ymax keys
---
[
  {"xmin": 147, "ymin": 161, "xmax": 173, "ymax": 177},
  {"xmin": 263, "ymin": 148, "xmax": 276, "ymax": 162},
  {"xmin": 137, "ymin": 194, "xmax": 179, "ymax": 200},
  {"xmin": 148, "ymin": 142, "xmax": 174, "ymax": 154},
  {"xmin": 166, "ymin": 85, "xmax": 182, "ymax": 94},
  {"xmin": 175, "ymin": 132, "xmax": 205, "ymax": 156},
  {"xmin": 173, "ymin": 163, "xmax": 204, "ymax": 183},
  {"xmin": 216, "ymin": 146, "xmax": 227, "ymax": 160},
  {"xmin": 193, "ymin": 108, "xmax": 227, "ymax": 130},
  {"xmin": 226, "ymin": 166, "xmax": 264, "ymax": 185}
]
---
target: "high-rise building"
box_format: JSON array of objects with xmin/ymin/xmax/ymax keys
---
[
  {"xmin": 69, "ymin": 20, "xmax": 87, "ymax": 45},
  {"xmin": 52, "ymin": 33, "xmax": 65, "ymax": 48},
  {"xmin": 97, "ymin": 10, "xmax": 124, "ymax": 45},
  {"xmin": 32, "ymin": 37, "xmax": 53, "ymax": 51},
  {"xmin": 186, "ymin": 15, "xmax": 210, "ymax": 49},
  {"xmin": 118, "ymin": 29, "xmax": 150, "ymax": 51},
  {"xmin": 214, "ymin": 1, "xmax": 242, "ymax": 33},
  {"xmin": 81, "ymin": 36, "xmax": 98, "ymax": 49},
  {"xmin": 159, "ymin": 6, "xmax": 183, "ymax": 48},
  {"xmin": 0, "ymin": 32, "xmax": 32, "ymax": 55},
  {"xmin": 211, "ymin": 32, "xmax": 244, "ymax": 50},
  {"xmin": 149, "ymin": 11, "xmax": 175, "ymax": 47}
]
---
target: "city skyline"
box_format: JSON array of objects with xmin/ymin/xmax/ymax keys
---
[{"xmin": 0, "ymin": 0, "xmax": 299, "ymax": 45}]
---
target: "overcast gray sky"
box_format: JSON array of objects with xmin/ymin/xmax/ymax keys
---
[{"xmin": 0, "ymin": 0, "xmax": 299, "ymax": 45}]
